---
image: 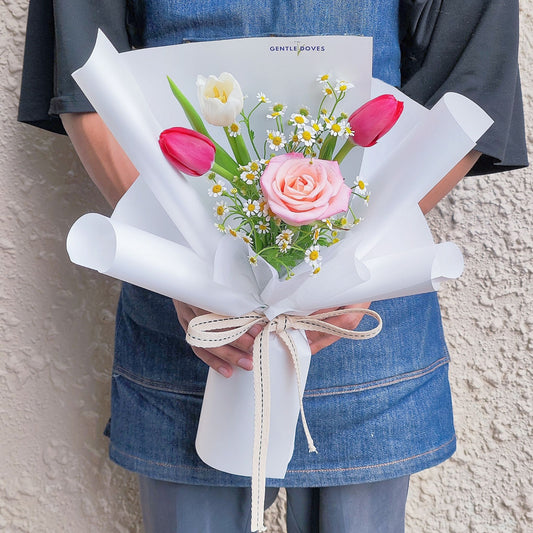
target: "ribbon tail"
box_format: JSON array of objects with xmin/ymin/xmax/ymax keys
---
[
  {"xmin": 278, "ymin": 328, "xmax": 317, "ymax": 454},
  {"xmin": 250, "ymin": 324, "xmax": 272, "ymax": 532}
]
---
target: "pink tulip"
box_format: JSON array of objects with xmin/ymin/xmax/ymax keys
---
[
  {"xmin": 348, "ymin": 94, "xmax": 404, "ymax": 147},
  {"xmin": 159, "ymin": 127, "xmax": 216, "ymax": 176}
]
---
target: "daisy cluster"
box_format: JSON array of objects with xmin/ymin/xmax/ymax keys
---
[{"xmin": 208, "ymin": 75, "xmax": 369, "ymax": 278}]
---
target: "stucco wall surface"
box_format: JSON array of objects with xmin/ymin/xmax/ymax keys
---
[{"xmin": 1, "ymin": 2, "xmax": 531, "ymax": 532}]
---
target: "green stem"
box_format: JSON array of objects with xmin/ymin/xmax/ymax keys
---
[
  {"xmin": 333, "ymin": 139, "xmax": 355, "ymax": 164},
  {"xmin": 212, "ymin": 162, "xmax": 236, "ymax": 182},
  {"xmin": 224, "ymin": 129, "xmax": 250, "ymax": 166},
  {"xmin": 318, "ymin": 134, "xmax": 337, "ymax": 160},
  {"xmin": 234, "ymin": 133, "xmax": 252, "ymax": 164}
]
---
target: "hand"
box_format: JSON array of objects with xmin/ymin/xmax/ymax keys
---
[
  {"xmin": 306, "ymin": 302, "xmax": 371, "ymax": 355},
  {"xmin": 173, "ymin": 300, "xmax": 262, "ymax": 378}
]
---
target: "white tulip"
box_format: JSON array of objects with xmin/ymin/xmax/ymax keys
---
[{"xmin": 196, "ymin": 72, "xmax": 244, "ymax": 127}]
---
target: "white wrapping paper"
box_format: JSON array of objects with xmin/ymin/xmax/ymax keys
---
[{"xmin": 67, "ymin": 32, "xmax": 493, "ymax": 480}]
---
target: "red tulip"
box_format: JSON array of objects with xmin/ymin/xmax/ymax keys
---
[
  {"xmin": 348, "ymin": 94, "xmax": 404, "ymax": 147},
  {"xmin": 159, "ymin": 127, "xmax": 216, "ymax": 176}
]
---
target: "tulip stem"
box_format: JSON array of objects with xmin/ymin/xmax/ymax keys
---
[
  {"xmin": 212, "ymin": 162, "xmax": 237, "ymax": 183},
  {"xmin": 333, "ymin": 140, "xmax": 355, "ymax": 164},
  {"xmin": 224, "ymin": 129, "xmax": 251, "ymax": 166},
  {"xmin": 318, "ymin": 134, "xmax": 337, "ymax": 160}
]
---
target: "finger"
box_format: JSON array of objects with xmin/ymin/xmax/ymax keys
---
[
  {"xmin": 308, "ymin": 334, "xmax": 340, "ymax": 355},
  {"xmin": 207, "ymin": 343, "xmax": 254, "ymax": 370},
  {"xmin": 192, "ymin": 346, "xmax": 234, "ymax": 378},
  {"xmin": 192, "ymin": 345, "xmax": 254, "ymax": 377}
]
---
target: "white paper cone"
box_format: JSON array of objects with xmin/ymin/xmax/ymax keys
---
[
  {"xmin": 66, "ymin": 213, "xmax": 258, "ymax": 316},
  {"xmin": 196, "ymin": 329, "xmax": 311, "ymax": 478}
]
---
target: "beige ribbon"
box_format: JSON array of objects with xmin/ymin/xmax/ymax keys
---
[{"xmin": 187, "ymin": 307, "xmax": 382, "ymax": 532}]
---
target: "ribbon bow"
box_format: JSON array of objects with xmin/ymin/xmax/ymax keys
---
[{"xmin": 187, "ymin": 307, "xmax": 382, "ymax": 532}]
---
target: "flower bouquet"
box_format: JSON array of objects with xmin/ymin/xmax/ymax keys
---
[{"xmin": 66, "ymin": 32, "xmax": 492, "ymax": 531}]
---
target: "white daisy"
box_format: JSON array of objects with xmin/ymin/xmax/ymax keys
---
[
  {"xmin": 208, "ymin": 180, "xmax": 226, "ymax": 197},
  {"xmin": 298, "ymin": 126, "xmax": 316, "ymax": 147},
  {"xmin": 255, "ymin": 222, "xmax": 270, "ymax": 234},
  {"xmin": 267, "ymin": 130, "xmax": 286, "ymax": 151},
  {"xmin": 289, "ymin": 113, "xmax": 309, "ymax": 128},
  {"xmin": 228, "ymin": 122, "xmax": 241, "ymax": 137},
  {"xmin": 276, "ymin": 229, "xmax": 294, "ymax": 244},
  {"xmin": 213, "ymin": 201, "xmax": 228, "ymax": 218},
  {"xmin": 266, "ymin": 103, "xmax": 286, "ymax": 119},
  {"xmin": 256, "ymin": 92, "xmax": 270, "ymax": 104},
  {"xmin": 304, "ymin": 245, "xmax": 322, "ymax": 266},
  {"xmin": 245, "ymin": 199, "xmax": 260, "ymax": 217},
  {"xmin": 334, "ymin": 80, "xmax": 354, "ymax": 93}
]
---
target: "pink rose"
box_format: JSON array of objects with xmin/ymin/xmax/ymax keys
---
[{"xmin": 260, "ymin": 153, "xmax": 351, "ymax": 226}]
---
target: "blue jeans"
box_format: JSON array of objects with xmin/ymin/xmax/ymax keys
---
[{"xmin": 139, "ymin": 475, "xmax": 409, "ymax": 532}]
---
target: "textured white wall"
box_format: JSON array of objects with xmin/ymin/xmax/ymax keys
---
[{"xmin": 1, "ymin": 2, "xmax": 531, "ymax": 532}]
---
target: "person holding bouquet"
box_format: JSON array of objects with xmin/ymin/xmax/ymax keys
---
[{"xmin": 18, "ymin": 1, "xmax": 527, "ymax": 532}]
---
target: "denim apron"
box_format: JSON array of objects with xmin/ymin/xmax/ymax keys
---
[{"xmin": 107, "ymin": 0, "xmax": 456, "ymax": 487}]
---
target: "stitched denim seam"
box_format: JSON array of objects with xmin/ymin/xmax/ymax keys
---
[
  {"xmin": 285, "ymin": 435, "xmax": 456, "ymax": 474},
  {"xmin": 112, "ymin": 366, "xmax": 205, "ymax": 396},
  {"xmin": 112, "ymin": 355, "xmax": 450, "ymax": 397},
  {"xmin": 304, "ymin": 356, "xmax": 450, "ymax": 398},
  {"xmin": 110, "ymin": 444, "xmax": 213, "ymax": 470},
  {"xmin": 109, "ymin": 435, "xmax": 455, "ymax": 474}
]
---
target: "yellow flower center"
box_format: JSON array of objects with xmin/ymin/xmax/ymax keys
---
[
  {"xmin": 250, "ymin": 162, "xmax": 259, "ymax": 171},
  {"xmin": 358, "ymin": 180, "xmax": 365, "ymax": 189},
  {"xmin": 339, "ymin": 84, "xmax": 348, "ymax": 92},
  {"xmin": 272, "ymin": 136, "xmax": 282, "ymax": 146},
  {"xmin": 212, "ymin": 86, "xmax": 228, "ymax": 103},
  {"xmin": 246, "ymin": 173, "xmax": 256, "ymax": 181},
  {"xmin": 332, "ymin": 124, "xmax": 341, "ymax": 133},
  {"xmin": 309, "ymin": 250, "xmax": 319, "ymax": 261},
  {"xmin": 229, "ymin": 229, "xmax": 238, "ymax": 237},
  {"xmin": 212, "ymin": 184, "xmax": 222, "ymax": 193},
  {"xmin": 247, "ymin": 203, "xmax": 256, "ymax": 212},
  {"xmin": 292, "ymin": 134, "xmax": 299, "ymax": 143},
  {"xmin": 294, "ymin": 116, "xmax": 305, "ymax": 124},
  {"xmin": 313, "ymin": 266, "xmax": 321, "ymax": 275},
  {"xmin": 230, "ymin": 123, "xmax": 239, "ymax": 133},
  {"xmin": 302, "ymin": 131, "xmax": 312, "ymax": 141},
  {"xmin": 312, "ymin": 123, "xmax": 321, "ymax": 132},
  {"xmin": 340, "ymin": 217, "xmax": 348, "ymax": 226},
  {"xmin": 216, "ymin": 206, "xmax": 225, "ymax": 215}
]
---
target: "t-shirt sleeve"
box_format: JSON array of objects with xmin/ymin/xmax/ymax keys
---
[
  {"xmin": 399, "ymin": 0, "xmax": 528, "ymax": 175},
  {"xmin": 17, "ymin": 0, "xmax": 132, "ymax": 135}
]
